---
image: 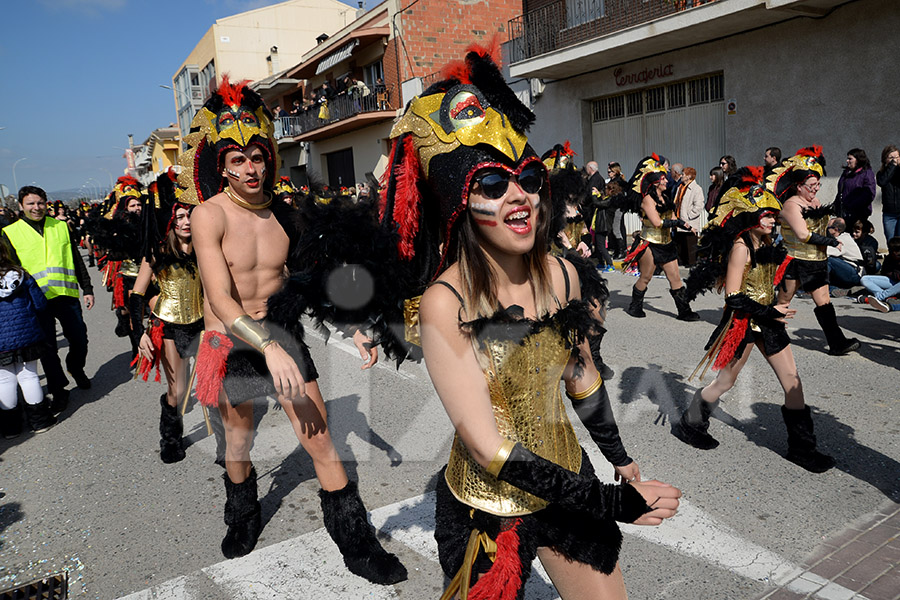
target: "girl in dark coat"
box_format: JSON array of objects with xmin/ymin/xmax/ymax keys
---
[{"xmin": 0, "ymin": 241, "xmax": 55, "ymax": 437}]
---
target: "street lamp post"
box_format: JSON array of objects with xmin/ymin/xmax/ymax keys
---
[
  {"xmin": 12, "ymin": 157, "xmax": 27, "ymax": 193},
  {"xmin": 97, "ymin": 167, "xmax": 114, "ymax": 189}
]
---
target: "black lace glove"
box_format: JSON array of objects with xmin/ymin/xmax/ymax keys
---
[
  {"xmin": 496, "ymin": 443, "xmax": 650, "ymax": 523},
  {"xmin": 725, "ymin": 292, "xmax": 784, "ymax": 324},
  {"xmin": 567, "ymin": 380, "xmax": 631, "ymax": 467},
  {"xmin": 661, "ymin": 218, "xmax": 688, "ymax": 230},
  {"xmin": 129, "ymin": 292, "xmax": 146, "ymax": 339},
  {"xmin": 807, "ymin": 232, "xmax": 840, "ymax": 247}
]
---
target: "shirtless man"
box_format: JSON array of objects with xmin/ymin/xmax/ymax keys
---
[{"xmin": 185, "ymin": 78, "xmax": 406, "ymax": 584}]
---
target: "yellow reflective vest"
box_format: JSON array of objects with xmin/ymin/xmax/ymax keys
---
[{"xmin": 3, "ymin": 218, "xmax": 79, "ymax": 299}]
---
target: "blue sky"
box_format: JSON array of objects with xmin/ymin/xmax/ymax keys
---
[{"xmin": 0, "ymin": 0, "xmax": 360, "ymax": 198}]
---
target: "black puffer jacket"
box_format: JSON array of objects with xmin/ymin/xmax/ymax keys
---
[{"xmin": 877, "ymin": 164, "xmax": 900, "ymax": 215}]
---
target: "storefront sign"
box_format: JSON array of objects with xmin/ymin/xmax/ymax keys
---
[{"xmin": 614, "ymin": 64, "xmax": 674, "ymax": 87}]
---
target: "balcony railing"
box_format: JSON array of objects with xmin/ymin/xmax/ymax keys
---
[
  {"xmin": 274, "ymin": 88, "xmax": 393, "ymax": 140},
  {"xmin": 508, "ymin": 0, "xmax": 720, "ymax": 63}
]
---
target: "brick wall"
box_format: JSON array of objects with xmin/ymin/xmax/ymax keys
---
[{"xmin": 395, "ymin": 0, "xmax": 523, "ymax": 83}]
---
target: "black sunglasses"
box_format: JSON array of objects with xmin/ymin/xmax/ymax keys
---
[{"xmin": 472, "ymin": 164, "xmax": 545, "ymax": 199}]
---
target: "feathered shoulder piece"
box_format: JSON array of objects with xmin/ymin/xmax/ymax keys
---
[{"xmin": 800, "ymin": 202, "xmax": 835, "ymax": 220}]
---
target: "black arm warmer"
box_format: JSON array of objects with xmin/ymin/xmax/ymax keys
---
[
  {"xmin": 725, "ymin": 293, "xmax": 783, "ymax": 324},
  {"xmin": 567, "ymin": 384, "xmax": 631, "ymax": 467},
  {"xmin": 497, "ymin": 443, "xmax": 650, "ymax": 523},
  {"xmin": 661, "ymin": 218, "xmax": 688, "ymax": 230},
  {"xmin": 129, "ymin": 292, "xmax": 146, "ymax": 339},
  {"xmin": 807, "ymin": 232, "xmax": 840, "ymax": 247}
]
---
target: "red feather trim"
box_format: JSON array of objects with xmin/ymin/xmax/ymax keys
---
[
  {"xmin": 132, "ymin": 320, "xmax": 165, "ymax": 382},
  {"xmin": 393, "ymin": 134, "xmax": 422, "ymax": 260},
  {"xmin": 621, "ymin": 240, "xmax": 649, "ymax": 271},
  {"xmin": 562, "ymin": 140, "xmax": 576, "ymax": 157},
  {"xmin": 713, "ymin": 316, "xmax": 748, "ymax": 371},
  {"xmin": 441, "ymin": 58, "xmax": 471, "ymax": 84},
  {"xmin": 774, "ymin": 255, "xmax": 793, "ymax": 287},
  {"xmin": 113, "ymin": 274, "xmax": 125, "ymax": 309},
  {"xmin": 743, "ymin": 165, "xmax": 764, "ymax": 182},
  {"xmin": 195, "ymin": 331, "xmax": 233, "ymax": 407},
  {"xmin": 116, "ymin": 175, "xmax": 139, "ymax": 188},
  {"xmin": 217, "ymin": 74, "xmax": 251, "ymax": 107},
  {"xmin": 148, "ymin": 182, "xmax": 157, "ymax": 194},
  {"xmin": 651, "ymin": 152, "xmax": 661, "ymax": 163},
  {"xmin": 468, "ymin": 519, "xmax": 523, "ymax": 600},
  {"xmin": 797, "ymin": 145, "xmax": 823, "ymax": 158},
  {"xmin": 167, "ymin": 166, "xmax": 178, "ymax": 181},
  {"xmin": 466, "ymin": 36, "xmax": 502, "ymax": 67}
]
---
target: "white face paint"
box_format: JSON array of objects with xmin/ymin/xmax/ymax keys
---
[
  {"xmin": 225, "ymin": 168, "xmax": 241, "ymax": 180},
  {"xmin": 469, "ymin": 198, "xmax": 504, "ymax": 216}
]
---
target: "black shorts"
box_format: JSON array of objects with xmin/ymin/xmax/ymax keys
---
[
  {"xmin": 434, "ymin": 448, "xmax": 622, "ymax": 593},
  {"xmin": 160, "ymin": 319, "xmax": 203, "ymax": 359},
  {"xmin": 705, "ymin": 309, "xmax": 790, "ymax": 362},
  {"xmin": 648, "ymin": 241, "xmax": 678, "ymax": 266},
  {"xmin": 783, "ymin": 258, "xmax": 828, "ymax": 292},
  {"xmin": 222, "ymin": 323, "xmax": 319, "ymax": 407}
]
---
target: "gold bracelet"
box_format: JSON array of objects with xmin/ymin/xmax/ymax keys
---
[
  {"xmin": 566, "ymin": 372, "xmax": 603, "ymax": 400},
  {"xmin": 486, "ymin": 439, "xmax": 515, "ymax": 477},
  {"xmin": 803, "ymin": 232, "xmax": 812, "ymax": 243},
  {"xmin": 230, "ymin": 315, "xmax": 275, "ymax": 353}
]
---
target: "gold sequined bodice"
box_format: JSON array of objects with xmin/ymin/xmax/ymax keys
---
[
  {"xmin": 151, "ymin": 263, "xmax": 203, "ymax": 325},
  {"xmin": 740, "ymin": 260, "xmax": 777, "ymax": 306},
  {"xmin": 445, "ymin": 322, "xmax": 583, "ymax": 517},
  {"xmin": 782, "ymin": 213, "xmax": 829, "ymax": 261},
  {"xmin": 641, "ymin": 208, "xmax": 674, "ymax": 245},
  {"xmin": 562, "ymin": 221, "xmax": 581, "ymax": 248},
  {"xmin": 120, "ymin": 259, "xmax": 140, "ymax": 278}
]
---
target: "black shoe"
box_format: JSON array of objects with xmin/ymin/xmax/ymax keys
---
[
  {"xmin": 50, "ymin": 390, "xmax": 69, "ymax": 416},
  {"xmin": 69, "ymin": 370, "xmax": 91, "ymax": 390},
  {"xmin": 23, "ymin": 400, "xmax": 57, "ymax": 434}
]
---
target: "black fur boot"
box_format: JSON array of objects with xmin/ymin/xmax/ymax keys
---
[
  {"xmin": 670, "ymin": 287, "xmax": 701, "ymax": 321},
  {"xmin": 23, "ymin": 400, "xmax": 57, "ymax": 434},
  {"xmin": 673, "ymin": 389, "xmax": 719, "ymax": 449},
  {"xmin": 222, "ymin": 468, "xmax": 262, "ymax": 559},
  {"xmin": 114, "ymin": 307, "xmax": 130, "ymax": 338},
  {"xmin": 320, "ymin": 481, "xmax": 408, "ymax": 585},
  {"xmin": 624, "ymin": 285, "xmax": 647, "ymax": 318},
  {"xmin": 159, "ymin": 394, "xmax": 186, "ymax": 464},
  {"xmin": 813, "ymin": 303, "xmax": 860, "ymax": 355},
  {"xmin": 781, "ymin": 406, "xmax": 835, "ymax": 473}
]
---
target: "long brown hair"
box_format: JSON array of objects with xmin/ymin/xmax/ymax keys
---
[
  {"xmin": 454, "ymin": 187, "xmax": 553, "ymax": 319},
  {"xmin": 0, "ymin": 240, "xmax": 23, "ymax": 278}
]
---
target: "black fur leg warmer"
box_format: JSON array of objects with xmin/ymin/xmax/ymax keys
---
[
  {"xmin": 222, "ymin": 468, "xmax": 262, "ymax": 559},
  {"xmin": 319, "ymin": 481, "xmax": 408, "ymax": 585},
  {"xmin": 159, "ymin": 394, "xmax": 185, "ymax": 464}
]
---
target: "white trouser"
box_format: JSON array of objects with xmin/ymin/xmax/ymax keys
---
[{"xmin": 0, "ymin": 360, "xmax": 43, "ymax": 410}]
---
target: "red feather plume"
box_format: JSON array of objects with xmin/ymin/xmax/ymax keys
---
[
  {"xmin": 773, "ymin": 255, "xmax": 793, "ymax": 288},
  {"xmin": 713, "ymin": 316, "xmax": 748, "ymax": 370},
  {"xmin": 468, "ymin": 519, "xmax": 523, "ymax": 600},
  {"xmin": 116, "ymin": 175, "xmax": 139, "ymax": 188},
  {"xmin": 466, "ymin": 36, "xmax": 502, "ymax": 67},
  {"xmin": 392, "ymin": 134, "xmax": 422, "ymax": 260},
  {"xmin": 797, "ymin": 145, "xmax": 823, "ymax": 158},
  {"xmin": 195, "ymin": 331, "xmax": 233, "ymax": 407},
  {"xmin": 217, "ymin": 74, "xmax": 251, "ymax": 107}
]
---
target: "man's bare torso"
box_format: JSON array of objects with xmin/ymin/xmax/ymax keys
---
[{"xmin": 198, "ymin": 193, "xmax": 289, "ymax": 332}]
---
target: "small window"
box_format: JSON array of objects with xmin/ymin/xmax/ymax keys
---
[
  {"xmin": 626, "ymin": 91, "xmax": 643, "ymax": 116},
  {"xmin": 688, "ymin": 78, "xmax": 709, "ymax": 105},
  {"xmin": 667, "ymin": 82, "xmax": 685, "ymax": 108},
  {"xmin": 646, "ymin": 87, "xmax": 665, "ymax": 113},
  {"xmin": 591, "ymin": 95, "xmax": 625, "ymax": 122},
  {"xmin": 609, "ymin": 95, "xmax": 624, "ymax": 119},
  {"xmin": 709, "ymin": 74, "xmax": 724, "ymax": 102}
]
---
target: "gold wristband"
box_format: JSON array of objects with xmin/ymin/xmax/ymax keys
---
[
  {"xmin": 803, "ymin": 232, "xmax": 812, "ymax": 243},
  {"xmin": 486, "ymin": 439, "xmax": 515, "ymax": 477},
  {"xmin": 566, "ymin": 372, "xmax": 603, "ymax": 401},
  {"xmin": 230, "ymin": 315, "xmax": 275, "ymax": 353}
]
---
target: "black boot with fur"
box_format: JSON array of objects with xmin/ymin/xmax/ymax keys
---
[
  {"xmin": 781, "ymin": 406, "xmax": 835, "ymax": 473},
  {"xmin": 624, "ymin": 284, "xmax": 646, "ymax": 318},
  {"xmin": 320, "ymin": 481, "xmax": 408, "ymax": 585},
  {"xmin": 673, "ymin": 389, "xmax": 719, "ymax": 449},
  {"xmin": 159, "ymin": 394, "xmax": 186, "ymax": 464},
  {"xmin": 670, "ymin": 286, "xmax": 701, "ymax": 321},
  {"xmin": 222, "ymin": 468, "xmax": 262, "ymax": 559}
]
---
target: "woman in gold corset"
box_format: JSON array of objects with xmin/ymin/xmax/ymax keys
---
[
  {"xmin": 622, "ymin": 155, "xmax": 700, "ymax": 321},
  {"xmin": 770, "ymin": 147, "xmax": 860, "ymax": 356},
  {"xmin": 131, "ymin": 184, "xmax": 203, "ymax": 464},
  {"xmin": 382, "ymin": 46, "xmax": 680, "ymax": 599},
  {"xmin": 677, "ymin": 167, "xmax": 834, "ymax": 473}
]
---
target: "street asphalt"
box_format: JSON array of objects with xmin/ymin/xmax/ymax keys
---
[{"xmin": 0, "ymin": 253, "xmax": 897, "ymax": 599}]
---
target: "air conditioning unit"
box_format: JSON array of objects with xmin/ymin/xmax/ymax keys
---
[{"xmin": 530, "ymin": 78, "xmax": 545, "ymax": 98}]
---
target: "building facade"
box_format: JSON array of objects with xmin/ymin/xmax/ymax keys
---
[
  {"xmin": 170, "ymin": 0, "xmax": 356, "ymax": 139},
  {"xmin": 507, "ymin": 0, "xmax": 899, "ymax": 229}
]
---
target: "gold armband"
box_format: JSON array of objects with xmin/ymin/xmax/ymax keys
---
[
  {"xmin": 230, "ymin": 315, "xmax": 275, "ymax": 353},
  {"xmin": 566, "ymin": 372, "xmax": 603, "ymax": 401},
  {"xmin": 803, "ymin": 232, "xmax": 812, "ymax": 243},
  {"xmin": 486, "ymin": 439, "xmax": 515, "ymax": 477}
]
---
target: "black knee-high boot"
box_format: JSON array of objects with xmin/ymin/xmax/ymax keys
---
[
  {"xmin": 159, "ymin": 394, "xmax": 186, "ymax": 464},
  {"xmin": 781, "ymin": 406, "xmax": 835, "ymax": 473},
  {"xmin": 674, "ymin": 389, "xmax": 719, "ymax": 449},
  {"xmin": 624, "ymin": 285, "xmax": 647, "ymax": 318},
  {"xmin": 114, "ymin": 307, "xmax": 130, "ymax": 338},
  {"xmin": 670, "ymin": 287, "xmax": 700, "ymax": 321},
  {"xmin": 320, "ymin": 481, "xmax": 408, "ymax": 585},
  {"xmin": 222, "ymin": 467, "xmax": 262, "ymax": 558},
  {"xmin": 23, "ymin": 399, "xmax": 57, "ymax": 434},
  {"xmin": 813, "ymin": 303, "xmax": 860, "ymax": 355}
]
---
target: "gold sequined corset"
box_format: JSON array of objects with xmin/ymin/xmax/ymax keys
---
[
  {"xmin": 151, "ymin": 263, "xmax": 203, "ymax": 325},
  {"xmin": 444, "ymin": 323, "xmax": 583, "ymax": 517},
  {"xmin": 641, "ymin": 208, "xmax": 674, "ymax": 245},
  {"xmin": 120, "ymin": 259, "xmax": 140, "ymax": 278},
  {"xmin": 562, "ymin": 221, "xmax": 581, "ymax": 248},
  {"xmin": 782, "ymin": 214, "xmax": 828, "ymax": 261},
  {"xmin": 740, "ymin": 260, "xmax": 777, "ymax": 332}
]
